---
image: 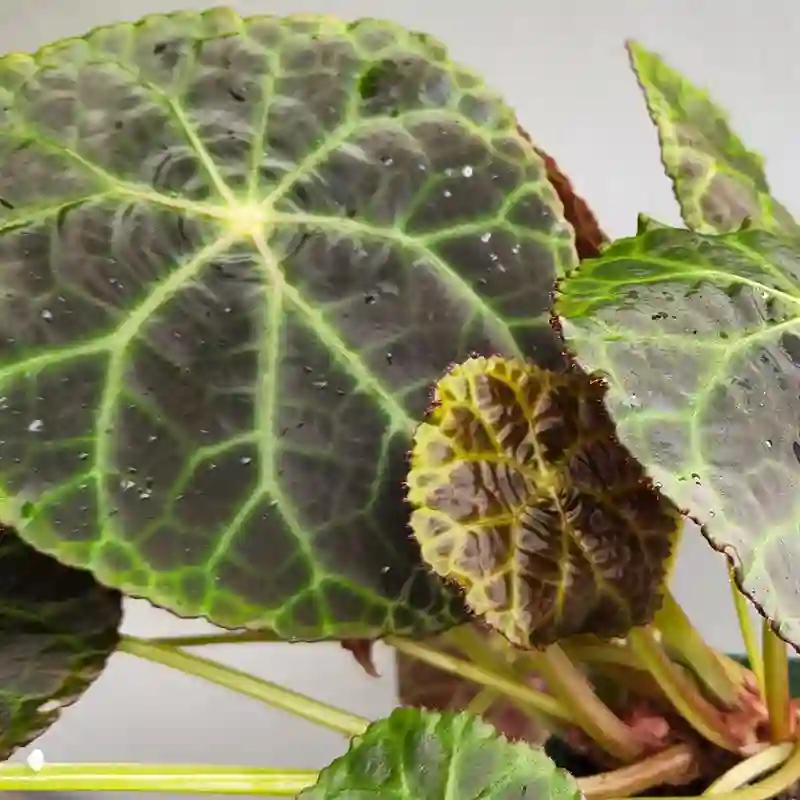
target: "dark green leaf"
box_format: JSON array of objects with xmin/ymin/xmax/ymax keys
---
[
  {"xmin": 0, "ymin": 524, "xmax": 121, "ymax": 760},
  {"xmin": 627, "ymin": 41, "xmax": 798, "ymax": 235},
  {"xmin": 299, "ymin": 707, "xmax": 581, "ymax": 799},
  {"xmin": 0, "ymin": 10, "xmax": 576, "ymax": 640},
  {"xmin": 406, "ymin": 356, "xmax": 680, "ymax": 647},
  {"xmin": 557, "ymin": 225, "xmax": 800, "ymax": 647}
]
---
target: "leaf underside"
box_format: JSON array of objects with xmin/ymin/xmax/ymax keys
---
[
  {"xmin": 0, "ymin": 524, "xmax": 122, "ymax": 761},
  {"xmin": 557, "ymin": 225, "xmax": 800, "ymax": 648},
  {"xmin": 299, "ymin": 707, "xmax": 581, "ymax": 799},
  {"xmin": 627, "ymin": 41, "xmax": 799, "ymax": 235},
  {"xmin": 516, "ymin": 125, "xmax": 608, "ymax": 260},
  {"xmin": 0, "ymin": 9, "xmax": 578, "ymax": 641},
  {"xmin": 407, "ymin": 356, "xmax": 680, "ymax": 648}
]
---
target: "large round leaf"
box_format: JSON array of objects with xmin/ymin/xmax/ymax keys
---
[
  {"xmin": 0, "ymin": 524, "xmax": 121, "ymax": 760},
  {"xmin": 299, "ymin": 707, "xmax": 581, "ymax": 799},
  {"xmin": 556, "ymin": 225, "xmax": 800, "ymax": 648},
  {"xmin": 0, "ymin": 10, "xmax": 577, "ymax": 640}
]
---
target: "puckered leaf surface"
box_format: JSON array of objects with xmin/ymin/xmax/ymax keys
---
[
  {"xmin": 0, "ymin": 524, "xmax": 122, "ymax": 760},
  {"xmin": 627, "ymin": 41, "xmax": 798, "ymax": 235},
  {"xmin": 299, "ymin": 707, "xmax": 580, "ymax": 799},
  {"xmin": 0, "ymin": 10, "xmax": 577, "ymax": 640},
  {"xmin": 557, "ymin": 226, "xmax": 800, "ymax": 647},
  {"xmin": 406, "ymin": 356, "xmax": 680, "ymax": 647}
]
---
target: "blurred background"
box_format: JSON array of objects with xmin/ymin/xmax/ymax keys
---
[{"xmin": 0, "ymin": 0, "xmax": 796, "ymax": 797}]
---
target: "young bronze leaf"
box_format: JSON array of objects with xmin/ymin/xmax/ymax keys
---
[
  {"xmin": 0, "ymin": 524, "xmax": 122, "ymax": 760},
  {"xmin": 627, "ymin": 41, "xmax": 798, "ymax": 235},
  {"xmin": 556, "ymin": 225, "xmax": 800, "ymax": 649},
  {"xmin": 0, "ymin": 10, "xmax": 577, "ymax": 641},
  {"xmin": 406, "ymin": 356, "xmax": 681, "ymax": 648},
  {"xmin": 299, "ymin": 707, "xmax": 580, "ymax": 799}
]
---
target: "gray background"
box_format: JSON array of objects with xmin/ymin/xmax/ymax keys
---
[{"xmin": 0, "ymin": 0, "xmax": 794, "ymax": 797}]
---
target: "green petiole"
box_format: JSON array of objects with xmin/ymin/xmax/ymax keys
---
[
  {"xmin": 0, "ymin": 764, "xmax": 318, "ymax": 795},
  {"xmin": 119, "ymin": 636, "xmax": 369, "ymax": 737}
]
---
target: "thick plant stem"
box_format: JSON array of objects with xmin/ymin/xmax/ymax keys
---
[
  {"xmin": 642, "ymin": 743, "xmax": 800, "ymax": 800},
  {"xmin": 704, "ymin": 742, "xmax": 794, "ymax": 794},
  {"xmin": 386, "ymin": 636, "xmax": 573, "ymax": 725},
  {"xmin": 577, "ymin": 744, "xmax": 698, "ymax": 799},
  {"xmin": 655, "ymin": 590, "xmax": 741, "ymax": 707},
  {"xmin": 627, "ymin": 627, "xmax": 740, "ymax": 752},
  {"xmin": 527, "ymin": 644, "xmax": 644, "ymax": 763},
  {"xmin": 762, "ymin": 619, "xmax": 792, "ymax": 742},
  {"xmin": 729, "ymin": 564, "xmax": 765, "ymax": 698},
  {"xmin": 445, "ymin": 625, "xmax": 560, "ymax": 734},
  {"xmin": 0, "ymin": 764, "xmax": 317, "ymax": 794},
  {"xmin": 119, "ymin": 636, "xmax": 368, "ymax": 737}
]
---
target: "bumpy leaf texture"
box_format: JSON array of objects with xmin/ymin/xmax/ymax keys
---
[
  {"xmin": 406, "ymin": 356, "xmax": 680, "ymax": 648},
  {"xmin": 557, "ymin": 226, "xmax": 800, "ymax": 648},
  {"xmin": 0, "ymin": 10, "xmax": 578, "ymax": 640},
  {"xmin": 627, "ymin": 41, "xmax": 799, "ymax": 235},
  {"xmin": 299, "ymin": 707, "xmax": 580, "ymax": 799},
  {"xmin": 0, "ymin": 524, "xmax": 121, "ymax": 760}
]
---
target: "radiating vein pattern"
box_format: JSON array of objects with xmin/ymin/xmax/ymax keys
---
[
  {"xmin": 0, "ymin": 10, "xmax": 577, "ymax": 639},
  {"xmin": 557, "ymin": 226, "xmax": 800, "ymax": 648}
]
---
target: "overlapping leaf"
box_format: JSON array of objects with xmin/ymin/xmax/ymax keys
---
[
  {"xmin": 0, "ymin": 10, "xmax": 577, "ymax": 640},
  {"xmin": 556, "ymin": 225, "xmax": 800, "ymax": 647},
  {"xmin": 406, "ymin": 356, "xmax": 680, "ymax": 648},
  {"xmin": 0, "ymin": 524, "xmax": 122, "ymax": 760},
  {"xmin": 628, "ymin": 41, "xmax": 798, "ymax": 234},
  {"xmin": 299, "ymin": 707, "xmax": 580, "ymax": 799}
]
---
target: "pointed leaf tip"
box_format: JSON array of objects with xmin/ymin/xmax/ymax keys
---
[{"xmin": 627, "ymin": 38, "xmax": 797, "ymax": 235}]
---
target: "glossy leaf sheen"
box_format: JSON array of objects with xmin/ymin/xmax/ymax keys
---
[
  {"xmin": 0, "ymin": 524, "xmax": 121, "ymax": 760},
  {"xmin": 0, "ymin": 10, "xmax": 577, "ymax": 639},
  {"xmin": 299, "ymin": 707, "xmax": 580, "ymax": 799},
  {"xmin": 407, "ymin": 356, "xmax": 679, "ymax": 647},
  {"xmin": 627, "ymin": 41, "xmax": 799, "ymax": 235},
  {"xmin": 557, "ymin": 226, "xmax": 800, "ymax": 648}
]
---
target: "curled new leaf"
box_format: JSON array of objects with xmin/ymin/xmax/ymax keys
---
[
  {"xmin": 0, "ymin": 524, "xmax": 122, "ymax": 760},
  {"xmin": 299, "ymin": 707, "xmax": 580, "ymax": 799},
  {"xmin": 407, "ymin": 356, "xmax": 681, "ymax": 648},
  {"xmin": 627, "ymin": 41, "xmax": 798, "ymax": 235}
]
